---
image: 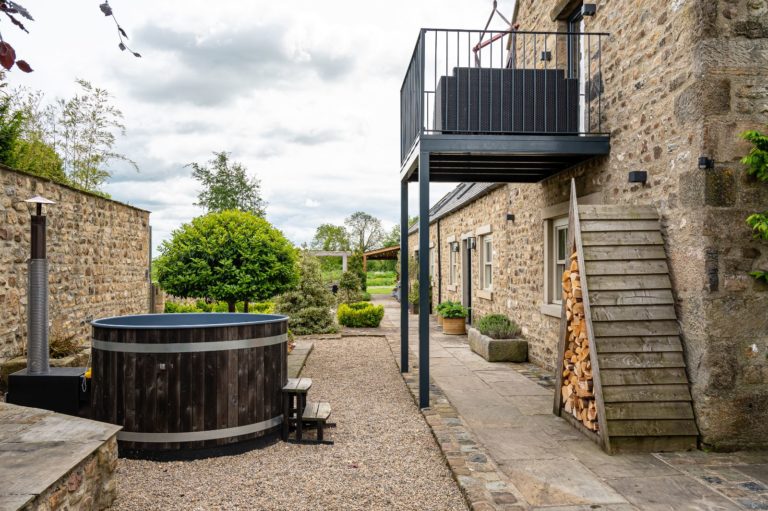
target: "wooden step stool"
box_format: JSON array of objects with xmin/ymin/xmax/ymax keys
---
[
  {"xmin": 302, "ymin": 401, "xmax": 333, "ymax": 444},
  {"xmin": 282, "ymin": 377, "xmax": 312, "ymax": 441}
]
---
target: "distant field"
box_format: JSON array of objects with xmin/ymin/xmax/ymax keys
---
[{"xmin": 367, "ymin": 286, "xmax": 395, "ymax": 295}]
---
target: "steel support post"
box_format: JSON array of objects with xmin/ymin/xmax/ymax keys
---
[
  {"xmin": 400, "ymin": 180, "xmax": 409, "ymax": 373},
  {"xmin": 418, "ymin": 152, "xmax": 430, "ymax": 408}
]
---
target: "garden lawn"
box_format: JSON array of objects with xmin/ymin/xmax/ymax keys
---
[
  {"xmin": 367, "ymin": 285, "xmax": 394, "ymax": 295},
  {"xmin": 113, "ymin": 336, "xmax": 466, "ymax": 511}
]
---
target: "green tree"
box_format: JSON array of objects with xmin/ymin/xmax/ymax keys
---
[
  {"xmin": 0, "ymin": 96, "xmax": 23, "ymax": 164},
  {"xmin": 274, "ymin": 252, "xmax": 337, "ymax": 335},
  {"xmin": 54, "ymin": 79, "xmax": 136, "ymax": 191},
  {"xmin": 310, "ymin": 223, "xmax": 350, "ymax": 251},
  {"xmin": 741, "ymin": 127, "xmax": 768, "ymax": 283},
  {"xmin": 7, "ymin": 135, "xmax": 66, "ymax": 182},
  {"xmin": 155, "ymin": 210, "xmax": 298, "ymax": 312},
  {"xmin": 338, "ymin": 271, "xmax": 362, "ymax": 303},
  {"xmin": 345, "ymin": 211, "xmax": 384, "ymax": 253},
  {"xmin": 190, "ymin": 151, "xmax": 266, "ymax": 216}
]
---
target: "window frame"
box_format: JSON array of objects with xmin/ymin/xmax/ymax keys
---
[
  {"xmin": 480, "ymin": 234, "xmax": 493, "ymax": 291},
  {"xmin": 551, "ymin": 217, "xmax": 569, "ymax": 305}
]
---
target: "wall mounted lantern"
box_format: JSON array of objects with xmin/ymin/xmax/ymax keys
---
[
  {"xmin": 628, "ymin": 170, "xmax": 648, "ymax": 184},
  {"xmin": 450, "ymin": 242, "xmax": 460, "ymax": 253},
  {"xmin": 582, "ymin": 4, "xmax": 597, "ymax": 16},
  {"xmin": 698, "ymin": 156, "xmax": 715, "ymax": 170},
  {"xmin": 467, "ymin": 237, "xmax": 477, "ymax": 250},
  {"xmin": 506, "ymin": 213, "xmax": 516, "ymax": 222}
]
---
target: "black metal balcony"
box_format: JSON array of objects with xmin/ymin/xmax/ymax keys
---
[{"xmin": 400, "ymin": 28, "xmax": 610, "ymax": 182}]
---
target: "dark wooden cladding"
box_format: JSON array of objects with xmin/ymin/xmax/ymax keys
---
[{"xmin": 91, "ymin": 317, "xmax": 288, "ymax": 452}]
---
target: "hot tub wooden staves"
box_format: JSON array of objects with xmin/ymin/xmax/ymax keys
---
[{"xmin": 90, "ymin": 313, "xmax": 288, "ymax": 452}]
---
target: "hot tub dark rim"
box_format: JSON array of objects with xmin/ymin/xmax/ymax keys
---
[{"xmin": 91, "ymin": 312, "xmax": 288, "ymax": 330}]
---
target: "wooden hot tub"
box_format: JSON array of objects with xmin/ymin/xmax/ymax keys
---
[{"xmin": 90, "ymin": 313, "xmax": 288, "ymax": 452}]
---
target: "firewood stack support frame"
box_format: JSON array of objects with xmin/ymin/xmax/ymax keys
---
[{"xmin": 553, "ymin": 180, "xmax": 699, "ymax": 454}]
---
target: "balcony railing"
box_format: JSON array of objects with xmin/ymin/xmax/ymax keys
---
[{"xmin": 400, "ymin": 28, "xmax": 609, "ymax": 164}]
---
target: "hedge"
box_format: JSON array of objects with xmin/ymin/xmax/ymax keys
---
[{"xmin": 337, "ymin": 301, "xmax": 385, "ymax": 328}]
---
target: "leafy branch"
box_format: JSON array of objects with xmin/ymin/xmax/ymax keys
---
[
  {"xmin": 98, "ymin": 2, "xmax": 141, "ymax": 58},
  {"xmin": 740, "ymin": 126, "xmax": 768, "ymax": 283}
]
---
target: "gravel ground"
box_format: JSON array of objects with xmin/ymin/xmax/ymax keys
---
[{"xmin": 113, "ymin": 336, "xmax": 467, "ymax": 511}]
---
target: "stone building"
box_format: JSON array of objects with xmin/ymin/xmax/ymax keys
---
[
  {"xmin": 0, "ymin": 164, "xmax": 152, "ymax": 365},
  {"xmin": 404, "ymin": 0, "xmax": 768, "ymax": 450}
]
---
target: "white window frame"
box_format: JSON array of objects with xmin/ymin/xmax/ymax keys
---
[
  {"xmin": 448, "ymin": 244, "xmax": 457, "ymax": 285},
  {"xmin": 541, "ymin": 192, "xmax": 601, "ymax": 317},
  {"xmin": 551, "ymin": 217, "xmax": 569, "ymax": 304},
  {"xmin": 480, "ymin": 234, "xmax": 493, "ymax": 291}
]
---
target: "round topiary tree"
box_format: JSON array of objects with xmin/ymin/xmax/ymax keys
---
[
  {"xmin": 274, "ymin": 253, "xmax": 338, "ymax": 335},
  {"xmin": 155, "ymin": 210, "xmax": 299, "ymax": 312}
]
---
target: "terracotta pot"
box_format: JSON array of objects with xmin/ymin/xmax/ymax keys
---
[
  {"xmin": 443, "ymin": 317, "xmax": 466, "ymax": 335},
  {"xmin": 437, "ymin": 314, "xmax": 444, "ymax": 326}
]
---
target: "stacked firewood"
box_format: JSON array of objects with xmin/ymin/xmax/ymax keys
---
[{"xmin": 561, "ymin": 251, "xmax": 599, "ymax": 432}]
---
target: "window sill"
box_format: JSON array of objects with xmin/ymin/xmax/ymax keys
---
[
  {"xmin": 477, "ymin": 289, "xmax": 493, "ymax": 300},
  {"xmin": 540, "ymin": 303, "xmax": 562, "ymax": 318}
]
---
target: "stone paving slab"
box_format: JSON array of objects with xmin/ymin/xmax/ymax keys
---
[
  {"xmin": 287, "ymin": 340, "xmax": 314, "ymax": 378},
  {"xmin": 376, "ymin": 295, "xmax": 768, "ymax": 511},
  {"xmin": 0, "ymin": 402, "xmax": 120, "ymax": 510}
]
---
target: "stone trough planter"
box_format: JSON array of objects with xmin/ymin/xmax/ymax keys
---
[{"xmin": 468, "ymin": 327, "xmax": 527, "ymax": 362}]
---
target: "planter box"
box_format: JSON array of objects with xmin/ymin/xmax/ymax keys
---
[
  {"xmin": 468, "ymin": 327, "xmax": 528, "ymax": 362},
  {"xmin": 437, "ymin": 314, "xmax": 444, "ymax": 326},
  {"xmin": 443, "ymin": 317, "xmax": 466, "ymax": 335}
]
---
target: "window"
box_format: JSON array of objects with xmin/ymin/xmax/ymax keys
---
[
  {"xmin": 448, "ymin": 244, "xmax": 458, "ymax": 285},
  {"xmin": 551, "ymin": 217, "xmax": 569, "ymax": 304},
  {"xmin": 481, "ymin": 235, "xmax": 493, "ymax": 290},
  {"xmin": 429, "ymin": 248, "xmax": 435, "ymax": 280}
]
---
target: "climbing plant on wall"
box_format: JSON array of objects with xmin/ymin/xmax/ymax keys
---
[{"xmin": 741, "ymin": 127, "xmax": 768, "ymax": 283}]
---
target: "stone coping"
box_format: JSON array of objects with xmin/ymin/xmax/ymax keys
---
[
  {"xmin": 0, "ymin": 402, "xmax": 121, "ymax": 509},
  {"xmin": 288, "ymin": 340, "xmax": 314, "ymax": 378}
]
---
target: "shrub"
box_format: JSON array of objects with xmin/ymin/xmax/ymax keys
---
[
  {"xmin": 361, "ymin": 291, "xmax": 371, "ymax": 301},
  {"xmin": 164, "ymin": 302, "xmax": 203, "ymax": 313},
  {"xmin": 476, "ymin": 314, "xmax": 521, "ymax": 339},
  {"xmin": 339, "ymin": 271, "xmax": 363, "ymax": 303},
  {"xmin": 436, "ymin": 300, "xmax": 459, "ymax": 316},
  {"xmin": 274, "ymin": 253, "xmax": 338, "ymax": 335},
  {"xmin": 337, "ymin": 302, "xmax": 385, "ymax": 328},
  {"xmin": 441, "ymin": 302, "xmax": 468, "ymax": 319}
]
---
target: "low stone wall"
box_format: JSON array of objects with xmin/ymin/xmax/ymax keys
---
[
  {"xmin": 28, "ymin": 436, "xmax": 119, "ymax": 511},
  {"xmin": 0, "ymin": 165, "xmax": 151, "ymax": 364}
]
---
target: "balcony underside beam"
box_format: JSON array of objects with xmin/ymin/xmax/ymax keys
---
[{"xmin": 400, "ymin": 134, "xmax": 610, "ymax": 184}]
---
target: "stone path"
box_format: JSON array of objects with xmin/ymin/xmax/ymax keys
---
[{"xmin": 376, "ymin": 295, "xmax": 768, "ymax": 511}]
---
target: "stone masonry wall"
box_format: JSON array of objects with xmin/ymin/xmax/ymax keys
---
[
  {"xmin": 408, "ymin": 0, "xmax": 768, "ymax": 449},
  {"xmin": 27, "ymin": 435, "xmax": 119, "ymax": 510},
  {"xmin": 0, "ymin": 165, "xmax": 151, "ymax": 364}
]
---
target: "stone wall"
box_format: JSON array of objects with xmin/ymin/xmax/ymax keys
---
[
  {"xmin": 407, "ymin": 0, "xmax": 768, "ymax": 449},
  {"xmin": 28, "ymin": 435, "xmax": 119, "ymax": 510},
  {"xmin": 0, "ymin": 165, "xmax": 151, "ymax": 364}
]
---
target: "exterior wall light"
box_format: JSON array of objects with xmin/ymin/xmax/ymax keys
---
[
  {"xmin": 540, "ymin": 51, "xmax": 552, "ymax": 62},
  {"xmin": 582, "ymin": 4, "xmax": 597, "ymax": 16},
  {"xmin": 698, "ymin": 156, "xmax": 715, "ymax": 170},
  {"xmin": 467, "ymin": 237, "xmax": 477, "ymax": 250},
  {"xmin": 506, "ymin": 213, "xmax": 516, "ymax": 222},
  {"xmin": 451, "ymin": 242, "xmax": 460, "ymax": 253},
  {"xmin": 628, "ymin": 171, "xmax": 648, "ymax": 184}
]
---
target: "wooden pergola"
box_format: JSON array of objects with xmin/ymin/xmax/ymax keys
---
[{"xmin": 362, "ymin": 245, "xmax": 399, "ymax": 271}]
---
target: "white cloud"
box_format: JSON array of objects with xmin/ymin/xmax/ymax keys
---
[{"xmin": 6, "ymin": 0, "xmax": 516, "ymax": 255}]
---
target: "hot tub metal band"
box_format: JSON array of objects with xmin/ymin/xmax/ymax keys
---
[
  {"xmin": 91, "ymin": 333, "xmax": 287, "ymax": 353},
  {"xmin": 117, "ymin": 415, "xmax": 283, "ymax": 443}
]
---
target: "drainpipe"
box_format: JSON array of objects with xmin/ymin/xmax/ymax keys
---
[{"xmin": 436, "ymin": 218, "xmax": 442, "ymax": 304}]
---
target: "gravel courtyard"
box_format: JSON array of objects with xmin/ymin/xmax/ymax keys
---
[{"xmin": 113, "ymin": 336, "xmax": 467, "ymax": 511}]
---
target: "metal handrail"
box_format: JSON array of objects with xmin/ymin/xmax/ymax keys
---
[{"xmin": 400, "ymin": 28, "xmax": 610, "ymax": 165}]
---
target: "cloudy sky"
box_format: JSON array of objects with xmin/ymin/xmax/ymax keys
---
[{"xmin": 7, "ymin": 0, "xmax": 514, "ymax": 254}]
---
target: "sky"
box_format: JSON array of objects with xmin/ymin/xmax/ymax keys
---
[{"xmin": 6, "ymin": 0, "xmax": 515, "ymax": 255}]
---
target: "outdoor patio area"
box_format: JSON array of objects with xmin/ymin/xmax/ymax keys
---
[{"xmin": 378, "ymin": 296, "xmax": 768, "ymax": 511}]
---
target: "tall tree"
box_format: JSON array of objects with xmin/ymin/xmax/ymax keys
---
[
  {"xmin": 190, "ymin": 151, "xmax": 266, "ymax": 216},
  {"xmin": 155, "ymin": 210, "xmax": 298, "ymax": 312},
  {"xmin": 310, "ymin": 223, "xmax": 350, "ymax": 251},
  {"xmin": 54, "ymin": 79, "xmax": 136, "ymax": 191},
  {"xmin": 344, "ymin": 211, "xmax": 385, "ymax": 253},
  {"xmin": 0, "ymin": 95, "xmax": 22, "ymax": 163}
]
